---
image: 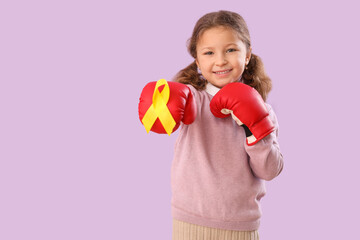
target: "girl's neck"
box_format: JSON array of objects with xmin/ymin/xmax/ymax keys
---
[{"xmin": 205, "ymin": 76, "xmax": 243, "ymax": 96}]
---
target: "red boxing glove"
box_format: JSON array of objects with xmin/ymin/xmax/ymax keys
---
[
  {"xmin": 138, "ymin": 80, "xmax": 197, "ymax": 135},
  {"xmin": 210, "ymin": 82, "xmax": 274, "ymax": 145}
]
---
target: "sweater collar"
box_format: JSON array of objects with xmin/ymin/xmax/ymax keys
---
[
  {"xmin": 205, "ymin": 82, "xmax": 221, "ymax": 96},
  {"xmin": 205, "ymin": 77, "xmax": 244, "ymax": 96}
]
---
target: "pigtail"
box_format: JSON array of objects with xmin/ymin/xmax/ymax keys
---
[
  {"xmin": 173, "ymin": 61, "xmax": 206, "ymax": 90},
  {"xmin": 242, "ymin": 53, "xmax": 272, "ymax": 102}
]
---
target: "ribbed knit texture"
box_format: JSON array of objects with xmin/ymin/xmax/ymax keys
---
[{"xmin": 172, "ymin": 219, "xmax": 259, "ymax": 240}]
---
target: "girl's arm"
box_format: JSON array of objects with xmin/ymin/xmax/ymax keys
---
[{"xmin": 244, "ymin": 104, "xmax": 284, "ymax": 181}]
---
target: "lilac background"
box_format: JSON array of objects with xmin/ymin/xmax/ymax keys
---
[{"xmin": 1, "ymin": 0, "xmax": 359, "ymax": 239}]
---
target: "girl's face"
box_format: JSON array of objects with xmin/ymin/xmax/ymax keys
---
[{"xmin": 196, "ymin": 26, "xmax": 251, "ymax": 89}]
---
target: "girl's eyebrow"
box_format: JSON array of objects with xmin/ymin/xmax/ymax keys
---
[
  {"xmin": 200, "ymin": 43, "xmax": 239, "ymax": 51},
  {"xmin": 225, "ymin": 43, "xmax": 238, "ymax": 47}
]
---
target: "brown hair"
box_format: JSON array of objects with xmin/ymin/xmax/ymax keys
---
[{"xmin": 173, "ymin": 10, "xmax": 272, "ymax": 101}]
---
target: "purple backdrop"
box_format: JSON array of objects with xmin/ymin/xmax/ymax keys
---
[{"xmin": 1, "ymin": 0, "xmax": 360, "ymax": 239}]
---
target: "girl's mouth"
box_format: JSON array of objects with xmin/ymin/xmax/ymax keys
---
[{"xmin": 213, "ymin": 69, "xmax": 232, "ymax": 75}]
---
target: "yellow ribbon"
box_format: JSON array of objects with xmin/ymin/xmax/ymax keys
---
[{"xmin": 141, "ymin": 79, "xmax": 176, "ymax": 136}]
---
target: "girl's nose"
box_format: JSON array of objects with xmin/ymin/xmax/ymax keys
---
[{"xmin": 215, "ymin": 54, "xmax": 227, "ymax": 66}]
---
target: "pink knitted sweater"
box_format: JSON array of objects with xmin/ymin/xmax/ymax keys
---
[{"xmin": 171, "ymin": 83, "xmax": 284, "ymax": 231}]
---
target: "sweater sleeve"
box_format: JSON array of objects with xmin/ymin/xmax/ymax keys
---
[
  {"xmin": 185, "ymin": 84, "xmax": 198, "ymax": 99},
  {"xmin": 244, "ymin": 104, "xmax": 284, "ymax": 181}
]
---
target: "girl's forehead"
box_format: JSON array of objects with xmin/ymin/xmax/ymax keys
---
[{"xmin": 197, "ymin": 27, "xmax": 244, "ymax": 46}]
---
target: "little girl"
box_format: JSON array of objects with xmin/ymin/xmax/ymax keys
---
[{"xmin": 139, "ymin": 10, "xmax": 283, "ymax": 240}]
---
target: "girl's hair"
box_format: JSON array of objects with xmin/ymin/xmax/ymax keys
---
[{"xmin": 173, "ymin": 10, "xmax": 272, "ymax": 101}]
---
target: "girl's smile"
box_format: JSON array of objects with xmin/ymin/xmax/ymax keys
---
[{"xmin": 213, "ymin": 68, "xmax": 233, "ymax": 77}]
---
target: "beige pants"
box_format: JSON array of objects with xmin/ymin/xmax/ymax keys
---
[{"xmin": 172, "ymin": 219, "xmax": 259, "ymax": 240}]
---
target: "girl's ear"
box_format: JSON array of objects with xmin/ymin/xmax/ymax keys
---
[
  {"xmin": 246, "ymin": 47, "xmax": 252, "ymax": 65},
  {"xmin": 195, "ymin": 59, "xmax": 200, "ymax": 70}
]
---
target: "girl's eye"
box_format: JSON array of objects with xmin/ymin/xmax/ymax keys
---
[
  {"xmin": 227, "ymin": 48, "xmax": 237, "ymax": 53},
  {"xmin": 204, "ymin": 51, "xmax": 214, "ymax": 55}
]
